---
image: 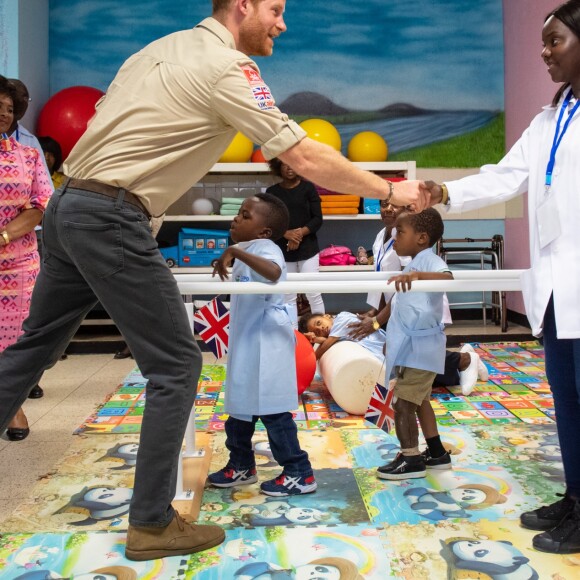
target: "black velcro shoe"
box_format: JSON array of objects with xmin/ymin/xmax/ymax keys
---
[
  {"xmin": 533, "ymin": 500, "xmax": 580, "ymax": 554},
  {"xmin": 520, "ymin": 493, "xmax": 575, "ymax": 531}
]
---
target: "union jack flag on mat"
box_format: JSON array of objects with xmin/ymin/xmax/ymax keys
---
[
  {"xmin": 193, "ymin": 297, "xmax": 230, "ymax": 359},
  {"xmin": 364, "ymin": 380, "xmax": 395, "ymax": 433}
]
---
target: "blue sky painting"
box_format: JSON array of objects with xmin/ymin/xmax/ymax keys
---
[{"xmin": 49, "ymin": 0, "xmax": 505, "ymax": 161}]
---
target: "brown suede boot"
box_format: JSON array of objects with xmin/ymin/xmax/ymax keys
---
[{"xmin": 125, "ymin": 511, "xmax": 225, "ymax": 561}]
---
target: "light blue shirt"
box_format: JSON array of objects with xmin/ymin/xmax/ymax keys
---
[
  {"xmin": 386, "ymin": 248, "xmax": 450, "ymax": 377},
  {"xmin": 330, "ymin": 311, "xmax": 386, "ymax": 362},
  {"xmin": 225, "ymin": 239, "xmax": 298, "ymax": 419}
]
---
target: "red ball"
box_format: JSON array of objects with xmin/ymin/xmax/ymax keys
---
[
  {"xmin": 294, "ymin": 330, "xmax": 316, "ymax": 395},
  {"xmin": 36, "ymin": 86, "xmax": 105, "ymax": 161},
  {"xmin": 251, "ymin": 147, "xmax": 266, "ymax": 163}
]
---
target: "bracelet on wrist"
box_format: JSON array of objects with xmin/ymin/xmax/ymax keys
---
[
  {"xmin": 441, "ymin": 184, "xmax": 449, "ymax": 205},
  {"xmin": 0, "ymin": 230, "xmax": 10, "ymax": 246},
  {"xmin": 384, "ymin": 180, "xmax": 394, "ymax": 204}
]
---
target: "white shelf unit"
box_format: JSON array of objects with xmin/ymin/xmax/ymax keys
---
[{"xmin": 164, "ymin": 161, "xmax": 416, "ymax": 220}]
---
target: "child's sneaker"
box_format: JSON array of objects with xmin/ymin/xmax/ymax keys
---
[
  {"xmin": 377, "ymin": 453, "xmax": 426, "ymax": 480},
  {"xmin": 260, "ymin": 472, "xmax": 317, "ymax": 496},
  {"xmin": 207, "ymin": 465, "xmax": 258, "ymax": 488},
  {"xmin": 421, "ymin": 449, "xmax": 452, "ymax": 470}
]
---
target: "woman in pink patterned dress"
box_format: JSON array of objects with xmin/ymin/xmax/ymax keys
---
[{"xmin": 0, "ymin": 76, "xmax": 53, "ymax": 441}]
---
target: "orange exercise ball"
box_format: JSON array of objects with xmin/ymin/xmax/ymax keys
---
[
  {"xmin": 294, "ymin": 330, "xmax": 316, "ymax": 395},
  {"xmin": 219, "ymin": 132, "xmax": 254, "ymax": 163},
  {"xmin": 36, "ymin": 86, "xmax": 105, "ymax": 161},
  {"xmin": 251, "ymin": 147, "xmax": 267, "ymax": 163},
  {"xmin": 347, "ymin": 131, "xmax": 388, "ymax": 162},
  {"xmin": 299, "ymin": 118, "xmax": 342, "ymax": 151}
]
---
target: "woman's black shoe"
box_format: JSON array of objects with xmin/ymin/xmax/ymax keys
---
[
  {"xmin": 6, "ymin": 427, "xmax": 30, "ymax": 441},
  {"xmin": 114, "ymin": 345, "xmax": 133, "ymax": 360},
  {"xmin": 28, "ymin": 385, "xmax": 44, "ymax": 399}
]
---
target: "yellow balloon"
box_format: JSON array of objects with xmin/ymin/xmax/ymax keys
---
[
  {"xmin": 219, "ymin": 132, "xmax": 254, "ymax": 163},
  {"xmin": 299, "ymin": 118, "xmax": 342, "ymax": 151},
  {"xmin": 347, "ymin": 131, "xmax": 388, "ymax": 162}
]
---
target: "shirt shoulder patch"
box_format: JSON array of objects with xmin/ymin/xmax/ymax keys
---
[{"xmin": 241, "ymin": 65, "xmax": 264, "ymax": 86}]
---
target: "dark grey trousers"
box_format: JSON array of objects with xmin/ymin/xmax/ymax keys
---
[{"xmin": 0, "ymin": 184, "xmax": 202, "ymax": 527}]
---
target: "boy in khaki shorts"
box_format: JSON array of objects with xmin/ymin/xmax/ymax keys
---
[{"xmin": 376, "ymin": 208, "xmax": 453, "ymax": 480}]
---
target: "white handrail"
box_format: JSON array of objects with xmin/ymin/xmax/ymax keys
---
[
  {"xmin": 175, "ymin": 269, "xmax": 525, "ymax": 283},
  {"xmin": 175, "ymin": 272, "xmax": 523, "ymax": 295}
]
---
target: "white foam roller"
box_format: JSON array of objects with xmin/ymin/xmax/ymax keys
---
[{"xmin": 319, "ymin": 341, "xmax": 385, "ymax": 416}]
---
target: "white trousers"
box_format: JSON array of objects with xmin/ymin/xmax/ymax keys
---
[{"xmin": 285, "ymin": 254, "xmax": 325, "ymax": 328}]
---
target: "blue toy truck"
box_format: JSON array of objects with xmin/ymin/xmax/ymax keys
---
[{"xmin": 160, "ymin": 228, "xmax": 229, "ymax": 267}]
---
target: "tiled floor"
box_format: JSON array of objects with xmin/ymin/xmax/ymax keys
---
[{"xmin": 0, "ymin": 321, "xmax": 532, "ymax": 526}]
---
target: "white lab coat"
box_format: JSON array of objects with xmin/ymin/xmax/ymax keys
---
[{"xmin": 445, "ymin": 95, "xmax": 580, "ymax": 338}]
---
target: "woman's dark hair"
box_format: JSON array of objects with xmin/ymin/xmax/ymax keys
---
[
  {"xmin": 38, "ymin": 136, "xmax": 63, "ymax": 172},
  {"xmin": 0, "ymin": 75, "xmax": 18, "ymax": 122},
  {"xmin": 547, "ymin": 0, "xmax": 580, "ymax": 105},
  {"xmin": 267, "ymin": 157, "xmax": 284, "ymax": 178}
]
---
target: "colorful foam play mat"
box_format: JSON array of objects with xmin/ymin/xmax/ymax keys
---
[
  {"xmin": 75, "ymin": 342, "xmax": 553, "ymax": 435},
  {"xmin": 1, "ymin": 342, "xmax": 573, "ymax": 578}
]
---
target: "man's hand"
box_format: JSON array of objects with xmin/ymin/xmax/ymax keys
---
[{"xmin": 392, "ymin": 180, "xmax": 430, "ymax": 212}]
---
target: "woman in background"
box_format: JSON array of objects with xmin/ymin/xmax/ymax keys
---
[
  {"xmin": 267, "ymin": 158, "xmax": 325, "ymax": 327},
  {"xmin": 0, "ymin": 76, "xmax": 53, "ymax": 440}
]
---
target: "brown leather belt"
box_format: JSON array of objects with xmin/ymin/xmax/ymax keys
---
[{"xmin": 66, "ymin": 178, "xmax": 150, "ymax": 218}]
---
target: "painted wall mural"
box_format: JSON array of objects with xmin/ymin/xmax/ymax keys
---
[{"xmin": 49, "ymin": 0, "xmax": 505, "ymax": 166}]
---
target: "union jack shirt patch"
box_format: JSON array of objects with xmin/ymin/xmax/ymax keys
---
[{"xmin": 252, "ymin": 85, "xmax": 275, "ymax": 110}]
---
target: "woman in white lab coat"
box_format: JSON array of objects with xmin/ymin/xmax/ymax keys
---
[{"xmin": 429, "ymin": 0, "xmax": 580, "ymax": 554}]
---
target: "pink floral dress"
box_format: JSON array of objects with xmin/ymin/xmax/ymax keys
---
[{"xmin": 0, "ymin": 136, "xmax": 53, "ymax": 350}]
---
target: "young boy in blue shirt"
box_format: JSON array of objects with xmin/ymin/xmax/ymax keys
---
[
  {"xmin": 377, "ymin": 208, "xmax": 453, "ymax": 480},
  {"xmin": 208, "ymin": 193, "xmax": 316, "ymax": 497}
]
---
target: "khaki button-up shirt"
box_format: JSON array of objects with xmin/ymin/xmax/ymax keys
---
[{"xmin": 64, "ymin": 17, "xmax": 306, "ymax": 217}]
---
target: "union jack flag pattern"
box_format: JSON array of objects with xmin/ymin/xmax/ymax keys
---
[
  {"xmin": 364, "ymin": 380, "xmax": 395, "ymax": 433},
  {"xmin": 193, "ymin": 297, "xmax": 230, "ymax": 359}
]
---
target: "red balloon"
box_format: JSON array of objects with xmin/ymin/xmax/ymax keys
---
[
  {"xmin": 251, "ymin": 148, "xmax": 266, "ymax": 163},
  {"xmin": 36, "ymin": 86, "xmax": 105, "ymax": 161},
  {"xmin": 294, "ymin": 330, "xmax": 316, "ymax": 395}
]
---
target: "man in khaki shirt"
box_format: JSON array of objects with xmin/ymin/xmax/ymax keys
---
[{"xmin": 0, "ymin": 0, "xmax": 429, "ymax": 562}]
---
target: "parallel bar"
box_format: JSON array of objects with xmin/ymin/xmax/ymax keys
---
[
  {"xmin": 176, "ymin": 278, "xmax": 522, "ymax": 295},
  {"xmin": 175, "ymin": 269, "xmax": 525, "ymax": 283}
]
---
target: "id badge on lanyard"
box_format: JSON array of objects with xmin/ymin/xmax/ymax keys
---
[{"xmin": 541, "ymin": 89, "xmax": 580, "ymax": 249}]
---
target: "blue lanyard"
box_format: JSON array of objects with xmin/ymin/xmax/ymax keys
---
[
  {"xmin": 375, "ymin": 236, "xmax": 394, "ymax": 271},
  {"xmin": 546, "ymin": 89, "xmax": 579, "ymax": 188}
]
